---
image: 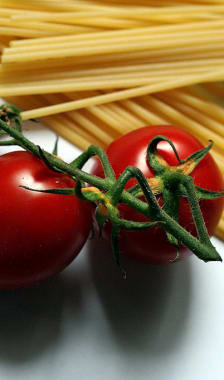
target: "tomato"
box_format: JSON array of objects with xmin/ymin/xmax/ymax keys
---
[
  {"xmin": 0, "ymin": 151, "xmax": 92, "ymax": 289},
  {"xmin": 92, "ymin": 126, "xmax": 223, "ymax": 264}
]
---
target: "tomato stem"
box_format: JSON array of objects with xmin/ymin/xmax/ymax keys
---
[
  {"xmin": 0, "ymin": 110, "xmax": 223, "ymax": 264},
  {"xmin": 147, "ymin": 135, "xmax": 183, "ymax": 174},
  {"xmin": 71, "ymin": 145, "xmax": 116, "ymax": 180},
  {"xmin": 180, "ymin": 174, "xmax": 214, "ymax": 247}
]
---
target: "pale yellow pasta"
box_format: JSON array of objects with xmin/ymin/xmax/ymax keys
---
[{"xmin": 1, "ymin": 0, "xmax": 224, "ymax": 238}]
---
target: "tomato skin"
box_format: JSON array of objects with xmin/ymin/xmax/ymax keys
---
[
  {"xmin": 92, "ymin": 126, "xmax": 224, "ymax": 264},
  {"xmin": 0, "ymin": 151, "xmax": 92, "ymax": 289}
]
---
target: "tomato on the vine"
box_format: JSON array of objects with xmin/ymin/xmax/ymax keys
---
[
  {"xmin": 0, "ymin": 151, "xmax": 92, "ymax": 289},
  {"xmin": 92, "ymin": 126, "xmax": 224, "ymax": 265}
]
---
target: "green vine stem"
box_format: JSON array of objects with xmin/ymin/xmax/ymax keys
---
[{"xmin": 0, "ymin": 107, "xmax": 223, "ymax": 264}]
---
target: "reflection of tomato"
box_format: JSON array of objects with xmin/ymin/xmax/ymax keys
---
[
  {"xmin": 92, "ymin": 126, "xmax": 223, "ymax": 264},
  {"xmin": 0, "ymin": 151, "xmax": 92, "ymax": 289}
]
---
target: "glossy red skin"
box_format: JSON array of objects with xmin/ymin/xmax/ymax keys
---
[
  {"xmin": 0, "ymin": 151, "xmax": 92, "ymax": 289},
  {"xmin": 92, "ymin": 126, "xmax": 224, "ymax": 264}
]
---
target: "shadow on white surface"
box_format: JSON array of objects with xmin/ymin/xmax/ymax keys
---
[
  {"xmin": 88, "ymin": 236, "xmax": 192, "ymax": 358},
  {"xmin": 0, "ymin": 274, "xmax": 83, "ymax": 363}
]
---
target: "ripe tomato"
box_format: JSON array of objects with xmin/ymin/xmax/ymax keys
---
[
  {"xmin": 92, "ymin": 126, "xmax": 223, "ymax": 264},
  {"xmin": 0, "ymin": 151, "xmax": 92, "ymax": 289}
]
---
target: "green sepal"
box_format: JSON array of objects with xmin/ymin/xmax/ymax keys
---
[
  {"xmin": 81, "ymin": 189, "xmax": 104, "ymax": 203},
  {"xmin": 166, "ymin": 232, "xmax": 179, "ymax": 257},
  {"xmin": 0, "ymin": 105, "xmax": 22, "ymax": 131},
  {"xmin": 128, "ymin": 184, "xmax": 161, "ymax": 198},
  {"xmin": 178, "ymin": 184, "xmax": 224, "ymax": 200},
  {"xmin": 38, "ymin": 145, "xmax": 62, "ymax": 173},
  {"xmin": 52, "ymin": 136, "xmax": 59, "ymax": 155},
  {"xmin": 108, "ymin": 202, "xmax": 163, "ymax": 230},
  {"xmin": 195, "ymin": 185, "xmax": 224, "ymax": 200},
  {"xmin": 0, "ymin": 109, "xmax": 222, "ymax": 265},
  {"xmin": 95, "ymin": 206, "xmax": 107, "ymax": 237},
  {"xmin": 128, "ymin": 182, "xmax": 162, "ymax": 197},
  {"xmin": 74, "ymin": 180, "xmax": 88, "ymax": 201},
  {"xmin": 0, "ymin": 105, "xmax": 22, "ymax": 144},
  {"xmin": 128, "ymin": 182, "xmax": 143, "ymax": 196},
  {"xmin": 130, "ymin": 179, "xmax": 224, "ymax": 201},
  {"xmin": 0, "ymin": 139, "xmax": 18, "ymax": 146},
  {"xmin": 181, "ymin": 140, "xmax": 213, "ymax": 168},
  {"xmin": 19, "ymin": 185, "xmax": 75, "ymax": 195},
  {"xmin": 117, "ymin": 219, "xmax": 161, "ymax": 231},
  {"xmin": 38, "ymin": 146, "xmax": 55, "ymax": 171},
  {"xmin": 2, "ymin": 104, "xmax": 21, "ymax": 115},
  {"xmin": 169, "ymin": 247, "xmax": 180, "ymax": 263},
  {"xmin": 147, "ymin": 135, "xmax": 183, "ymax": 174}
]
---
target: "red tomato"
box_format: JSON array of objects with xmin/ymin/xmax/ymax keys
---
[
  {"xmin": 92, "ymin": 126, "xmax": 223, "ymax": 264},
  {"xmin": 0, "ymin": 151, "xmax": 92, "ymax": 289}
]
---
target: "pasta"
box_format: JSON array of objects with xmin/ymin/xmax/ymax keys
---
[{"xmin": 0, "ymin": 0, "xmax": 224, "ymax": 239}]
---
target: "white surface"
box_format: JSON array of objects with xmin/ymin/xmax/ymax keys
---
[{"xmin": 0, "ymin": 118, "xmax": 223, "ymax": 380}]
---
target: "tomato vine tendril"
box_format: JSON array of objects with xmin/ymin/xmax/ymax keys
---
[{"xmin": 0, "ymin": 104, "xmax": 223, "ymax": 268}]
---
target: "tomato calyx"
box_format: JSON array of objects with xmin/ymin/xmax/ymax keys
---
[
  {"xmin": 0, "ymin": 105, "xmax": 224, "ymax": 268},
  {"xmin": 0, "ymin": 104, "xmax": 23, "ymax": 145},
  {"xmin": 145, "ymin": 136, "xmax": 219, "ymax": 257}
]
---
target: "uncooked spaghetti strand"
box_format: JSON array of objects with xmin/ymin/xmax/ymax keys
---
[
  {"xmin": 65, "ymin": 91, "xmax": 133, "ymax": 134},
  {"xmin": 6, "ymin": 28, "xmax": 224, "ymax": 55},
  {"xmin": 215, "ymin": 215, "xmax": 224, "ymax": 240},
  {"xmin": 68, "ymin": 92, "xmax": 138, "ymax": 134},
  {"xmin": 0, "ymin": 0, "xmax": 116, "ymax": 12},
  {"xmin": 121, "ymin": 98, "xmax": 168, "ymax": 125},
  {"xmin": 140, "ymin": 93, "xmax": 214, "ymax": 144},
  {"xmin": 67, "ymin": 109, "xmax": 115, "ymax": 145},
  {"xmin": 2, "ymin": 44, "xmax": 224, "ymax": 75},
  {"xmin": 10, "ymin": 19, "xmax": 224, "ymax": 48},
  {"xmin": 183, "ymin": 83, "xmax": 224, "ymax": 106},
  {"xmin": 155, "ymin": 92, "xmax": 224, "ymax": 153},
  {"xmin": 0, "ymin": 17, "xmax": 102, "ymax": 34},
  {"xmin": 3, "ymin": 62, "xmax": 224, "ymax": 93},
  {"xmin": 4, "ymin": 28, "xmax": 224, "ymax": 63},
  {"xmin": 6, "ymin": 36, "xmax": 224, "ymax": 58},
  {"xmin": 0, "ymin": 26, "xmax": 60, "ymax": 38},
  {"xmin": 0, "ymin": 7, "xmax": 51, "ymax": 16},
  {"xmin": 166, "ymin": 89, "xmax": 224, "ymax": 137},
  {"xmin": 80, "ymin": 91, "xmax": 143, "ymax": 131},
  {"xmin": 202, "ymin": 82, "xmax": 224, "ymax": 98},
  {"xmin": 3, "ymin": 56, "xmax": 224, "ymax": 75},
  {"xmin": 4, "ymin": 94, "xmax": 98, "ymax": 150},
  {"xmin": 20, "ymin": 69, "xmax": 224, "ymax": 120},
  {"xmin": 102, "ymin": 101, "xmax": 143, "ymax": 128},
  {"xmin": 49, "ymin": 113, "xmax": 102, "ymax": 147},
  {"xmin": 12, "ymin": 93, "xmax": 102, "ymax": 145},
  {"xmin": 1, "ymin": 64, "xmax": 211, "ymax": 82},
  {"xmin": 0, "ymin": 74, "xmax": 191, "ymax": 97},
  {"xmin": 140, "ymin": 94, "xmax": 224, "ymax": 173},
  {"xmin": 162, "ymin": 94, "xmax": 224, "ymax": 145},
  {"xmin": 40, "ymin": 93, "xmax": 113, "ymax": 146},
  {"xmin": 43, "ymin": 117, "xmax": 100, "ymax": 150},
  {"xmin": 18, "ymin": 17, "xmax": 151, "ymax": 31},
  {"xmin": 11, "ymin": 8, "xmax": 224, "ymax": 24},
  {"xmin": 10, "ymin": 4, "xmax": 224, "ymax": 21},
  {"xmin": 1, "ymin": 59, "xmax": 224, "ymax": 87}
]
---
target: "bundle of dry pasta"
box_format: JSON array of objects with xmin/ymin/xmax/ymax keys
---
[{"xmin": 1, "ymin": 0, "xmax": 224, "ymax": 239}]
